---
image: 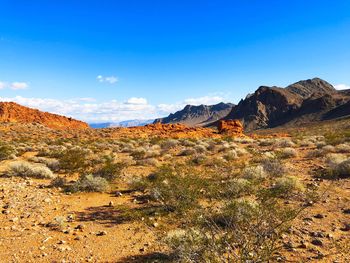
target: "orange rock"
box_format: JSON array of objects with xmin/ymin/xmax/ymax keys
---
[
  {"xmin": 0, "ymin": 102, "xmax": 89, "ymax": 130},
  {"xmin": 217, "ymin": 120, "xmax": 244, "ymax": 136}
]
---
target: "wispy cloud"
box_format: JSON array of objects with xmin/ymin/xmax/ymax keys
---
[
  {"xmin": 334, "ymin": 84, "xmax": 350, "ymax": 90},
  {"xmin": 97, "ymin": 75, "xmax": 119, "ymax": 84},
  {"xmin": 184, "ymin": 95, "xmax": 224, "ymax": 105},
  {"xmin": 10, "ymin": 82, "xmax": 29, "ymax": 90},
  {"xmin": 0, "ymin": 81, "xmax": 6, "ymax": 89},
  {"xmin": 0, "ymin": 81, "xmax": 29, "ymax": 90},
  {"xmin": 126, "ymin": 97, "xmax": 148, "ymax": 105}
]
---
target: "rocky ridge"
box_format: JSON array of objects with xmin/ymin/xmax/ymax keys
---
[{"xmin": 0, "ymin": 102, "xmax": 89, "ymax": 130}]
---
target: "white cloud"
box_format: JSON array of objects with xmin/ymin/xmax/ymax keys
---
[
  {"xmin": 0, "ymin": 81, "xmax": 7, "ymax": 89},
  {"xmin": 184, "ymin": 95, "xmax": 224, "ymax": 105},
  {"xmin": 126, "ymin": 97, "xmax": 148, "ymax": 105},
  {"xmin": 97, "ymin": 75, "xmax": 118, "ymax": 84},
  {"xmin": 334, "ymin": 84, "xmax": 350, "ymax": 90},
  {"xmin": 0, "ymin": 94, "xmax": 230, "ymax": 123},
  {"xmin": 10, "ymin": 82, "xmax": 29, "ymax": 90}
]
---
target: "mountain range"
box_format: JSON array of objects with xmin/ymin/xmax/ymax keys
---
[
  {"xmin": 1, "ymin": 78, "xmax": 349, "ymax": 131},
  {"xmin": 154, "ymin": 102, "xmax": 234, "ymax": 127},
  {"xmin": 156, "ymin": 78, "xmax": 350, "ymax": 131},
  {"xmin": 89, "ymin": 119, "xmax": 154, "ymax": 128}
]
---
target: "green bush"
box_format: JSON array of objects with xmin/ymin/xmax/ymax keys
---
[
  {"xmin": 68, "ymin": 174, "xmax": 109, "ymax": 192},
  {"xmin": 0, "ymin": 144, "xmax": 15, "ymax": 160},
  {"xmin": 94, "ymin": 156, "xmax": 124, "ymax": 182},
  {"xmin": 59, "ymin": 148, "xmax": 88, "ymax": 173}
]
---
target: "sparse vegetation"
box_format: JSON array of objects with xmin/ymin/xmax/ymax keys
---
[{"xmin": 9, "ymin": 161, "xmax": 55, "ymax": 179}]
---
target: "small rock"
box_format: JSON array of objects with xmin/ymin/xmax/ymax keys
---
[
  {"xmin": 108, "ymin": 201, "xmax": 114, "ymax": 207},
  {"xmin": 343, "ymin": 209, "xmax": 350, "ymax": 214},
  {"xmin": 314, "ymin": 213, "xmax": 325, "ymax": 219},
  {"xmin": 44, "ymin": 198, "xmax": 52, "ymax": 203},
  {"xmin": 311, "ymin": 239, "xmax": 323, "ymax": 247},
  {"xmin": 341, "ymin": 223, "xmax": 350, "ymax": 232},
  {"xmin": 96, "ymin": 231, "xmax": 107, "ymax": 236},
  {"xmin": 75, "ymin": 224, "xmax": 85, "ymax": 230},
  {"xmin": 153, "ymin": 222, "xmax": 159, "ymax": 228}
]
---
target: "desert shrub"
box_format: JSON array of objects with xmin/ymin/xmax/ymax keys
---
[
  {"xmin": 316, "ymin": 141, "xmax": 327, "ymax": 149},
  {"xmin": 179, "ymin": 148, "xmax": 196, "ymax": 156},
  {"xmin": 262, "ymin": 151, "xmax": 275, "ymax": 159},
  {"xmin": 132, "ymin": 165, "xmax": 206, "ymax": 214},
  {"xmin": 258, "ymin": 139, "xmax": 274, "ymax": 147},
  {"xmin": 271, "ymin": 176, "xmax": 304, "ymax": 197},
  {"xmin": 0, "ymin": 144, "xmax": 16, "ymax": 160},
  {"xmin": 326, "ymin": 153, "xmax": 347, "ymax": 168},
  {"xmin": 38, "ymin": 145, "xmax": 66, "ymax": 158},
  {"xmin": 306, "ymin": 149, "xmax": 324, "ymax": 158},
  {"xmin": 180, "ymin": 139, "xmax": 196, "ymax": 147},
  {"xmin": 94, "ymin": 157, "xmax": 124, "ymax": 182},
  {"xmin": 68, "ymin": 174, "xmax": 109, "ymax": 192},
  {"xmin": 299, "ymin": 139, "xmax": 314, "ymax": 147},
  {"xmin": 329, "ymin": 159, "xmax": 350, "ymax": 178},
  {"xmin": 50, "ymin": 176, "xmax": 67, "ymax": 188},
  {"xmin": 277, "ymin": 147, "xmax": 298, "ymax": 159},
  {"xmin": 137, "ymin": 158, "xmax": 160, "ymax": 167},
  {"xmin": 262, "ymin": 159, "xmax": 286, "ymax": 177},
  {"xmin": 191, "ymin": 154, "xmax": 208, "ymax": 165},
  {"xmin": 144, "ymin": 149, "xmax": 161, "ymax": 158},
  {"xmin": 324, "ymin": 130, "xmax": 350, "ymax": 145},
  {"xmin": 335, "ymin": 143, "xmax": 350, "ymax": 153},
  {"xmin": 242, "ymin": 165, "xmax": 266, "ymax": 181},
  {"xmin": 276, "ymin": 138, "xmax": 295, "ymax": 148},
  {"xmin": 130, "ymin": 147, "xmax": 147, "ymax": 159},
  {"xmin": 235, "ymin": 147, "xmax": 248, "ymax": 156},
  {"xmin": 167, "ymin": 195, "xmax": 301, "ymax": 262},
  {"xmin": 58, "ymin": 147, "xmax": 88, "ymax": 173},
  {"xmin": 223, "ymin": 150, "xmax": 238, "ymax": 161},
  {"xmin": 29, "ymin": 156, "xmax": 60, "ymax": 171},
  {"xmin": 322, "ymin": 145, "xmax": 335, "ymax": 153},
  {"xmin": 161, "ymin": 139, "xmax": 179, "ymax": 150},
  {"xmin": 223, "ymin": 178, "xmax": 253, "ymax": 198},
  {"xmin": 9, "ymin": 161, "xmax": 55, "ymax": 179},
  {"xmin": 194, "ymin": 145, "xmax": 207, "ymax": 154}
]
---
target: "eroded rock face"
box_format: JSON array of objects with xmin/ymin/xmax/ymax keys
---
[
  {"xmin": 217, "ymin": 120, "xmax": 244, "ymax": 136},
  {"xmin": 0, "ymin": 102, "xmax": 89, "ymax": 130}
]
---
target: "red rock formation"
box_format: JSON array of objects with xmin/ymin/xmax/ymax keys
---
[
  {"xmin": 217, "ymin": 120, "xmax": 244, "ymax": 136},
  {"xmin": 0, "ymin": 102, "xmax": 89, "ymax": 130}
]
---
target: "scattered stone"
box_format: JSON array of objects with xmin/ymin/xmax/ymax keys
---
[
  {"xmin": 96, "ymin": 231, "xmax": 107, "ymax": 236},
  {"xmin": 314, "ymin": 213, "xmax": 325, "ymax": 219},
  {"xmin": 108, "ymin": 201, "xmax": 114, "ymax": 207},
  {"xmin": 311, "ymin": 239, "xmax": 323, "ymax": 247},
  {"xmin": 340, "ymin": 223, "xmax": 350, "ymax": 232},
  {"xmin": 342, "ymin": 208, "xmax": 350, "ymax": 214}
]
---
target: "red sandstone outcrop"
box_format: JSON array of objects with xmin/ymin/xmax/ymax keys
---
[
  {"xmin": 217, "ymin": 120, "xmax": 244, "ymax": 136},
  {"xmin": 0, "ymin": 102, "xmax": 89, "ymax": 130}
]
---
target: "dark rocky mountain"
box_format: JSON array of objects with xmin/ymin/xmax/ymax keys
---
[
  {"xmin": 154, "ymin": 102, "xmax": 234, "ymax": 127},
  {"xmin": 223, "ymin": 78, "xmax": 350, "ymax": 131}
]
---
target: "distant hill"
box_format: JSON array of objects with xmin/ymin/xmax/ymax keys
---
[
  {"xmin": 90, "ymin": 119, "xmax": 154, "ymax": 128},
  {"xmin": 222, "ymin": 78, "xmax": 350, "ymax": 131},
  {"xmin": 0, "ymin": 102, "xmax": 89, "ymax": 130},
  {"xmin": 154, "ymin": 102, "xmax": 234, "ymax": 127}
]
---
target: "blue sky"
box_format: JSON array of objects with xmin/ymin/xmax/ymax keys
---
[{"xmin": 1, "ymin": 0, "xmax": 350, "ymax": 122}]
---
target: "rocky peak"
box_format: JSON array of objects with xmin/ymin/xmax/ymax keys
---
[{"xmin": 286, "ymin": 78, "xmax": 335, "ymax": 98}]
